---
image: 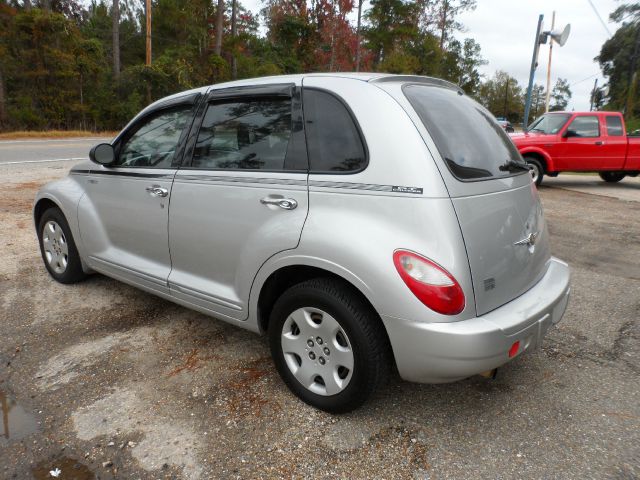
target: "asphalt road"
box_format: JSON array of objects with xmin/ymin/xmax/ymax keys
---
[
  {"xmin": 1, "ymin": 151, "xmax": 638, "ymax": 479},
  {"xmin": 0, "ymin": 137, "xmax": 109, "ymax": 165},
  {"xmin": 543, "ymin": 173, "xmax": 640, "ymax": 202}
]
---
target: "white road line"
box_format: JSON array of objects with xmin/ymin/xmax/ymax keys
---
[
  {"xmin": 2, "ymin": 157, "xmax": 85, "ymax": 165},
  {"xmin": 0, "ymin": 137, "xmax": 108, "ymax": 144}
]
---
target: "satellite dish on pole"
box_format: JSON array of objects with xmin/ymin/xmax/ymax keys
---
[{"xmin": 550, "ymin": 24, "xmax": 571, "ymax": 47}]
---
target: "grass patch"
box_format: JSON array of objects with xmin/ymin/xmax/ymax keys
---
[{"xmin": 0, "ymin": 130, "xmax": 117, "ymax": 140}]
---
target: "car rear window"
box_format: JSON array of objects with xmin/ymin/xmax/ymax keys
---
[{"xmin": 403, "ymin": 84, "xmax": 524, "ymax": 181}]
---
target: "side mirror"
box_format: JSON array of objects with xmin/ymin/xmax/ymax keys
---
[
  {"xmin": 89, "ymin": 143, "xmax": 115, "ymax": 165},
  {"xmin": 563, "ymin": 129, "xmax": 577, "ymax": 138}
]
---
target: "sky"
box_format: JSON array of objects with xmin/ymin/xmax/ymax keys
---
[
  {"xmin": 237, "ymin": 0, "xmax": 623, "ymax": 111},
  {"xmin": 454, "ymin": 0, "xmax": 622, "ymax": 111}
]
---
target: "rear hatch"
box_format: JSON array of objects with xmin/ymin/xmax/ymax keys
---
[{"xmin": 403, "ymin": 83, "xmax": 551, "ymax": 315}]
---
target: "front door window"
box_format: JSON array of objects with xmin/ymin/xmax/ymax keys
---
[{"xmin": 117, "ymin": 107, "xmax": 193, "ymax": 168}]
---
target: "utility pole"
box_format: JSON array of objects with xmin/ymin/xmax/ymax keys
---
[
  {"xmin": 355, "ymin": 0, "xmax": 364, "ymax": 71},
  {"xmin": 145, "ymin": 0, "xmax": 152, "ymax": 66},
  {"xmin": 590, "ymin": 78, "xmax": 598, "ymax": 111},
  {"xmin": 544, "ymin": 11, "xmax": 556, "ymax": 112},
  {"xmin": 503, "ymin": 78, "xmax": 509, "ymax": 119},
  {"xmin": 523, "ymin": 14, "xmax": 544, "ymax": 130}
]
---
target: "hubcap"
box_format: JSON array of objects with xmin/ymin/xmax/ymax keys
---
[
  {"xmin": 42, "ymin": 220, "xmax": 69, "ymax": 274},
  {"xmin": 281, "ymin": 307, "xmax": 354, "ymax": 396},
  {"xmin": 529, "ymin": 163, "xmax": 540, "ymax": 183}
]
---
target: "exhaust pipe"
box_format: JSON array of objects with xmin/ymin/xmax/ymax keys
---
[{"xmin": 479, "ymin": 368, "xmax": 498, "ymax": 379}]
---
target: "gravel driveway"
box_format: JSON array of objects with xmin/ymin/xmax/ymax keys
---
[{"xmin": 1, "ymin": 161, "xmax": 638, "ymax": 479}]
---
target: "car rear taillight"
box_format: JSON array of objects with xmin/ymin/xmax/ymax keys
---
[{"xmin": 393, "ymin": 250, "xmax": 465, "ymax": 315}]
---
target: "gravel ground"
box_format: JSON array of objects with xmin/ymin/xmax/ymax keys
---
[{"xmin": 1, "ymin": 162, "xmax": 639, "ymax": 479}]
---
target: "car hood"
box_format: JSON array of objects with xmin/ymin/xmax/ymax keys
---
[{"xmin": 509, "ymin": 131, "xmax": 555, "ymax": 145}]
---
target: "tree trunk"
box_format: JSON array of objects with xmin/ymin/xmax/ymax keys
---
[
  {"xmin": 231, "ymin": 0, "xmax": 237, "ymax": 79},
  {"xmin": 355, "ymin": 0, "xmax": 363, "ymax": 71},
  {"xmin": 41, "ymin": 0, "xmax": 51, "ymax": 12},
  {"xmin": 214, "ymin": 0, "xmax": 224, "ymax": 56},
  {"xmin": 439, "ymin": 0, "xmax": 449, "ymax": 50},
  {"xmin": 0, "ymin": 67, "xmax": 7, "ymax": 129},
  {"xmin": 24, "ymin": 0, "xmax": 32, "ymax": 11},
  {"xmin": 112, "ymin": 0, "xmax": 120, "ymax": 80}
]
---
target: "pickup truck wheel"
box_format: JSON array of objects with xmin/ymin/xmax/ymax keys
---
[
  {"xmin": 37, "ymin": 207, "xmax": 86, "ymax": 284},
  {"xmin": 268, "ymin": 277, "xmax": 390, "ymax": 413},
  {"xmin": 599, "ymin": 172, "xmax": 626, "ymax": 183},
  {"xmin": 524, "ymin": 157, "xmax": 544, "ymax": 186}
]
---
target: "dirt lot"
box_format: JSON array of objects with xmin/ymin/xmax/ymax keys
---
[{"xmin": 1, "ymin": 163, "xmax": 639, "ymax": 479}]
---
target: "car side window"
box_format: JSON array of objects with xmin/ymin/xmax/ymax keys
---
[
  {"xmin": 191, "ymin": 98, "xmax": 292, "ymax": 170},
  {"xmin": 605, "ymin": 116, "xmax": 624, "ymax": 136},
  {"xmin": 116, "ymin": 106, "xmax": 192, "ymax": 168},
  {"xmin": 566, "ymin": 116, "xmax": 600, "ymax": 138},
  {"xmin": 303, "ymin": 89, "xmax": 367, "ymax": 173}
]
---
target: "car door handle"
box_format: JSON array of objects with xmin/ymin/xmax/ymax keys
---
[
  {"xmin": 260, "ymin": 196, "xmax": 298, "ymax": 210},
  {"xmin": 145, "ymin": 185, "xmax": 169, "ymax": 197},
  {"xmin": 595, "ymin": 141, "xmax": 604, "ymax": 145}
]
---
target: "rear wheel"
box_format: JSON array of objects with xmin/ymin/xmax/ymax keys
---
[
  {"xmin": 37, "ymin": 207, "xmax": 86, "ymax": 284},
  {"xmin": 268, "ymin": 277, "xmax": 390, "ymax": 413},
  {"xmin": 524, "ymin": 156, "xmax": 544, "ymax": 186},
  {"xmin": 599, "ymin": 171, "xmax": 626, "ymax": 183}
]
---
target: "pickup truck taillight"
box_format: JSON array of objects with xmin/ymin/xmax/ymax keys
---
[{"xmin": 393, "ymin": 250, "xmax": 465, "ymax": 315}]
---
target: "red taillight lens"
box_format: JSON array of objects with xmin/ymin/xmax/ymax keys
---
[{"xmin": 393, "ymin": 250, "xmax": 465, "ymax": 315}]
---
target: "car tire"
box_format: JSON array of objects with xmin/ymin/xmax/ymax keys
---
[
  {"xmin": 524, "ymin": 157, "xmax": 544, "ymax": 186},
  {"xmin": 599, "ymin": 172, "xmax": 626, "ymax": 183},
  {"xmin": 268, "ymin": 277, "xmax": 390, "ymax": 413},
  {"xmin": 37, "ymin": 207, "xmax": 86, "ymax": 284}
]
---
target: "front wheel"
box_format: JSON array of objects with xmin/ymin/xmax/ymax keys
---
[
  {"xmin": 599, "ymin": 172, "xmax": 626, "ymax": 183},
  {"xmin": 37, "ymin": 207, "xmax": 86, "ymax": 284},
  {"xmin": 524, "ymin": 157, "xmax": 544, "ymax": 186},
  {"xmin": 268, "ymin": 278, "xmax": 390, "ymax": 413}
]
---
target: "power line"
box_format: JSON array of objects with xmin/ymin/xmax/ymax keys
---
[
  {"xmin": 587, "ymin": 0, "xmax": 612, "ymax": 37},
  {"xmin": 569, "ymin": 73, "xmax": 599, "ymax": 88}
]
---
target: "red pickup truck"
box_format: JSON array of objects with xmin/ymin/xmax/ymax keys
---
[{"xmin": 510, "ymin": 111, "xmax": 640, "ymax": 186}]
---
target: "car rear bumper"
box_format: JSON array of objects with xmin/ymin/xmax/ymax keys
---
[{"xmin": 382, "ymin": 257, "xmax": 571, "ymax": 383}]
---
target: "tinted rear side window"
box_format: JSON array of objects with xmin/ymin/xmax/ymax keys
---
[
  {"xmin": 192, "ymin": 98, "xmax": 292, "ymax": 170},
  {"xmin": 303, "ymin": 89, "xmax": 367, "ymax": 173},
  {"xmin": 606, "ymin": 116, "xmax": 624, "ymax": 136},
  {"xmin": 404, "ymin": 84, "xmax": 523, "ymax": 181}
]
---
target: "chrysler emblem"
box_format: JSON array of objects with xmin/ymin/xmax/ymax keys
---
[{"xmin": 514, "ymin": 232, "xmax": 539, "ymax": 247}]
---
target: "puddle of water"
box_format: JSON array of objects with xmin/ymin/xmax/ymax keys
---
[
  {"xmin": 0, "ymin": 389, "xmax": 39, "ymax": 444},
  {"xmin": 32, "ymin": 457, "xmax": 96, "ymax": 480}
]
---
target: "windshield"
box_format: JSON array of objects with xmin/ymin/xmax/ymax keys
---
[
  {"xmin": 527, "ymin": 113, "xmax": 571, "ymax": 134},
  {"xmin": 403, "ymin": 84, "xmax": 526, "ymax": 181}
]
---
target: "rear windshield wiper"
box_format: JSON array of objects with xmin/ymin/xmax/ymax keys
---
[{"xmin": 499, "ymin": 159, "xmax": 530, "ymax": 172}]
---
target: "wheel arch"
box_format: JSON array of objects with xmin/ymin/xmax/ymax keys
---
[
  {"xmin": 33, "ymin": 196, "xmax": 62, "ymax": 229},
  {"xmin": 520, "ymin": 148, "xmax": 554, "ymax": 172},
  {"xmin": 252, "ymin": 258, "xmax": 381, "ymax": 336}
]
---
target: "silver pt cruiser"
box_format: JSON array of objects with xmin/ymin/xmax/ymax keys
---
[{"xmin": 34, "ymin": 73, "xmax": 571, "ymax": 413}]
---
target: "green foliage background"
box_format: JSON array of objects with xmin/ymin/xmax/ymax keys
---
[{"xmin": 1, "ymin": 0, "xmax": 635, "ymax": 132}]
